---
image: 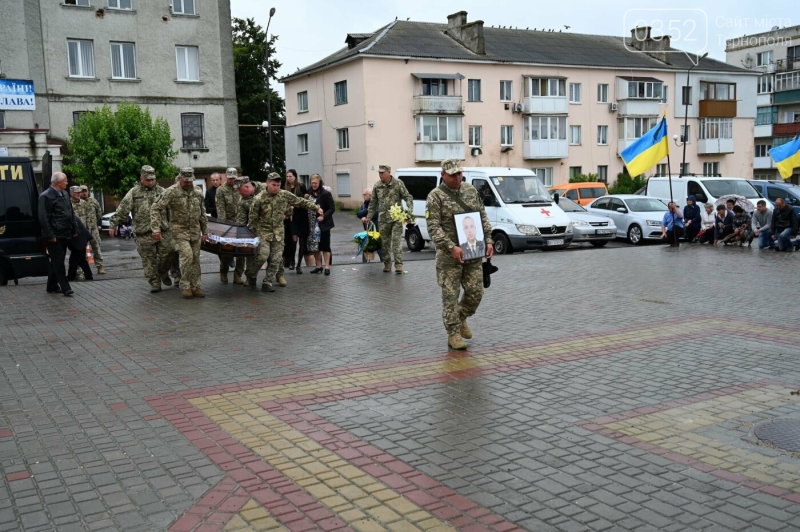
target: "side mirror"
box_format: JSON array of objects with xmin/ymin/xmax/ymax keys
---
[
  {"xmin": 617, "ymin": 207, "xmax": 628, "ymax": 213},
  {"xmin": 553, "ymin": 193, "xmax": 560, "ymax": 205}
]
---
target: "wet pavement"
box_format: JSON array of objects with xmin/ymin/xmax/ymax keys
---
[{"xmin": 2, "ymin": 232, "xmax": 800, "ymax": 532}]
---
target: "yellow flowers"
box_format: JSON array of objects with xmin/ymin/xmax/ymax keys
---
[{"xmin": 389, "ymin": 203, "xmax": 413, "ymax": 224}]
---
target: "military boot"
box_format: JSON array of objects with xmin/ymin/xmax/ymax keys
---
[
  {"xmin": 97, "ymin": 265, "xmax": 106, "ymax": 275},
  {"xmin": 460, "ymin": 321, "xmax": 472, "ymax": 340},
  {"xmin": 395, "ymin": 265, "xmax": 403, "ymax": 274},
  {"xmin": 276, "ymin": 275, "xmax": 287, "ymax": 287},
  {"xmin": 220, "ymin": 272, "xmax": 229, "ymax": 284},
  {"xmin": 182, "ymin": 289, "xmax": 194, "ymax": 299},
  {"xmin": 448, "ymin": 334, "xmax": 467, "ymax": 351},
  {"xmin": 383, "ymin": 263, "xmax": 391, "ymax": 273},
  {"xmin": 261, "ymin": 283, "xmax": 275, "ymax": 293},
  {"xmin": 246, "ymin": 277, "xmax": 258, "ymax": 289},
  {"xmin": 233, "ymin": 274, "xmax": 244, "ymax": 285},
  {"xmin": 150, "ymin": 283, "xmax": 162, "ymax": 293},
  {"xmin": 192, "ymin": 288, "xmax": 206, "ymax": 298},
  {"xmin": 161, "ymin": 276, "xmax": 172, "ymax": 287}
]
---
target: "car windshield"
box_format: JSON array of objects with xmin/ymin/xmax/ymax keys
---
[
  {"xmin": 557, "ymin": 198, "xmax": 585, "ymax": 213},
  {"xmin": 581, "ymin": 187, "xmax": 607, "ymax": 198},
  {"xmin": 495, "ymin": 176, "xmax": 551, "ymax": 203},
  {"xmin": 701, "ymin": 179, "xmax": 760, "ymax": 199},
  {"xmin": 625, "ymin": 198, "xmax": 668, "ymax": 212}
]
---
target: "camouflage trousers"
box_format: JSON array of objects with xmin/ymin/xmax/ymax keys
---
[
  {"xmin": 246, "ymin": 240, "xmax": 283, "ymax": 286},
  {"xmin": 88, "ymin": 226, "xmax": 103, "ymax": 266},
  {"xmin": 174, "ymin": 238, "xmax": 202, "ymax": 290},
  {"xmin": 134, "ymin": 233, "xmax": 174, "ymax": 288},
  {"xmin": 222, "ymin": 253, "xmax": 278, "ymax": 279},
  {"xmin": 435, "ymin": 256, "xmax": 484, "ymax": 335},
  {"xmin": 380, "ymin": 221, "xmax": 404, "ymax": 267}
]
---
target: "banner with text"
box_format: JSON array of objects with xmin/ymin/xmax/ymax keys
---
[{"xmin": 0, "ymin": 79, "xmax": 35, "ymax": 111}]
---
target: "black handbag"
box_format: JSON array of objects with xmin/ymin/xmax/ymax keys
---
[{"xmin": 482, "ymin": 259, "xmax": 498, "ymax": 288}]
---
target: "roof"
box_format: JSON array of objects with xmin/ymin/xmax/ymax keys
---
[{"xmin": 282, "ymin": 20, "xmax": 752, "ymax": 82}]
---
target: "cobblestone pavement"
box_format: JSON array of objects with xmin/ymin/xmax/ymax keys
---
[{"xmin": 1, "ymin": 242, "xmax": 800, "ymax": 532}]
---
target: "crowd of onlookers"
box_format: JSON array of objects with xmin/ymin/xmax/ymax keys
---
[{"xmin": 660, "ymin": 195, "xmax": 799, "ymax": 251}]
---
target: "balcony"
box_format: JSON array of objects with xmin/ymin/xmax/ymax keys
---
[
  {"xmin": 774, "ymin": 89, "xmax": 800, "ymax": 105},
  {"xmin": 413, "ymin": 95, "xmax": 463, "ymax": 114},
  {"xmin": 415, "ymin": 141, "xmax": 465, "ymax": 162},
  {"xmin": 774, "ymin": 122, "xmax": 800, "ymax": 136},
  {"xmin": 754, "ymin": 156, "xmax": 775, "ymax": 169},
  {"xmin": 522, "ymin": 96, "xmax": 567, "ymax": 115},
  {"xmin": 616, "ymin": 99, "xmax": 661, "ymax": 116},
  {"xmin": 774, "ymin": 59, "xmax": 798, "ymax": 72},
  {"xmin": 754, "ymin": 124, "xmax": 773, "ymax": 138},
  {"xmin": 756, "ymin": 94, "xmax": 773, "ymax": 106},
  {"xmin": 523, "ymin": 139, "xmax": 568, "ymax": 159},
  {"xmin": 697, "ymin": 138, "xmax": 734, "ymax": 154},
  {"xmin": 699, "ymin": 100, "xmax": 737, "ymax": 118}
]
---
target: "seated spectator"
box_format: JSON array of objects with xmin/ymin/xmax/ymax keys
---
[
  {"xmin": 683, "ymin": 195, "xmax": 702, "ymax": 242},
  {"xmin": 770, "ymin": 197, "xmax": 799, "ymax": 252},
  {"xmin": 726, "ymin": 199, "xmax": 736, "ymax": 213},
  {"xmin": 714, "ymin": 205, "xmax": 734, "ymax": 245},
  {"xmin": 730, "ymin": 206, "xmax": 753, "ymax": 246},
  {"xmin": 751, "ymin": 200, "xmax": 774, "ymax": 250},
  {"xmin": 660, "ymin": 202, "xmax": 684, "ymax": 247},
  {"xmin": 697, "ymin": 203, "xmax": 716, "ymax": 244}
]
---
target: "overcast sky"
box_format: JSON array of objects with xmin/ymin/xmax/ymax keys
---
[{"xmin": 231, "ymin": 0, "xmax": 796, "ymax": 94}]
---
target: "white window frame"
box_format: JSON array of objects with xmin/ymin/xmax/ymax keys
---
[
  {"xmin": 422, "ymin": 79, "xmax": 448, "ymax": 96},
  {"xmin": 627, "ymin": 80, "xmax": 663, "ymax": 100},
  {"xmin": 468, "ymin": 125, "xmax": 482, "ymax": 147},
  {"xmin": 107, "ymin": 0, "xmax": 132, "ymax": 9},
  {"xmin": 621, "ymin": 117, "xmax": 658, "ymax": 140},
  {"xmin": 67, "ymin": 39, "xmax": 95, "ymax": 78},
  {"xmin": 65, "ymin": 0, "xmax": 91, "ymax": 6},
  {"xmin": 569, "ymin": 125, "xmax": 581, "ymax": 145},
  {"xmin": 597, "ymin": 166, "xmax": 608, "ymax": 183},
  {"xmin": 298, "ymin": 134, "xmax": 309, "ymax": 155},
  {"xmin": 532, "ymin": 167, "xmax": 553, "ymax": 187},
  {"xmin": 569, "ymin": 167, "xmax": 582, "ymax": 180},
  {"xmin": 659, "ymin": 86, "xmax": 668, "ymax": 104},
  {"xmin": 337, "ymin": 128, "xmax": 349, "ymax": 151},
  {"xmin": 757, "ymin": 75, "xmax": 773, "ymax": 94},
  {"xmin": 703, "ymin": 162, "xmax": 720, "ymax": 176},
  {"xmin": 656, "ymin": 163, "xmax": 668, "ymax": 176},
  {"xmin": 171, "ymin": 0, "xmax": 195, "ymax": 15},
  {"xmin": 110, "ymin": 41, "xmax": 137, "ymax": 80},
  {"xmin": 500, "ymin": 80, "xmax": 513, "ymax": 102},
  {"xmin": 757, "ymin": 50, "xmax": 773, "ymax": 67},
  {"xmin": 180, "ymin": 113, "xmax": 204, "ymax": 149},
  {"xmin": 297, "ymin": 91, "xmax": 308, "ymax": 112},
  {"xmin": 416, "ymin": 116, "xmax": 463, "ymax": 143},
  {"xmin": 334, "ymin": 80, "xmax": 348, "ymax": 105},
  {"xmin": 523, "ymin": 116, "xmax": 568, "ymax": 141},
  {"xmin": 775, "ymin": 71, "xmax": 800, "ymax": 92},
  {"xmin": 597, "ymin": 125, "xmax": 608, "ymax": 145},
  {"xmin": 569, "ymin": 83, "xmax": 582, "ymax": 104},
  {"xmin": 680, "ymin": 163, "xmax": 690, "ymax": 175},
  {"xmin": 597, "ymin": 83, "xmax": 609, "ymax": 103},
  {"xmin": 525, "ymin": 78, "xmax": 566, "ymax": 98},
  {"xmin": 175, "ymin": 45, "xmax": 200, "ymax": 81},
  {"xmin": 468, "ymin": 79, "xmax": 481, "ymax": 102},
  {"xmin": 500, "ymin": 125, "xmax": 513, "ymax": 146},
  {"xmin": 698, "ymin": 118, "xmax": 733, "ymax": 140},
  {"xmin": 755, "ymin": 144, "xmax": 771, "ymax": 157},
  {"xmin": 336, "ymin": 172, "xmax": 351, "ymax": 197},
  {"xmin": 680, "ymin": 125, "xmax": 691, "ymax": 144}
]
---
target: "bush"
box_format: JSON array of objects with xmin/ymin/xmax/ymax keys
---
[
  {"xmin": 569, "ymin": 173, "xmax": 599, "ymax": 183},
  {"xmin": 609, "ymin": 172, "xmax": 647, "ymax": 195}
]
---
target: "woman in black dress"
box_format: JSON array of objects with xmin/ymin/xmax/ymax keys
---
[
  {"xmin": 284, "ymin": 169, "xmax": 308, "ymax": 273},
  {"xmin": 308, "ymin": 174, "xmax": 335, "ymax": 275}
]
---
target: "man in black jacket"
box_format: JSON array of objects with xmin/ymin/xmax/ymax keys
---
[
  {"xmin": 770, "ymin": 197, "xmax": 799, "ymax": 251},
  {"xmin": 67, "ymin": 217, "xmax": 94, "ymax": 282},
  {"xmin": 38, "ymin": 172, "xmax": 78, "ymax": 296},
  {"xmin": 204, "ymin": 172, "xmax": 221, "ymax": 218}
]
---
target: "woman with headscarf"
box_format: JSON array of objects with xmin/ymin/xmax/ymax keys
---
[{"xmin": 683, "ymin": 195, "xmax": 702, "ymax": 243}]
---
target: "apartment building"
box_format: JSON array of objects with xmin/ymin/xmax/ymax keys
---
[
  {"xmin": 282, "ymin": 11, "xmax": 757, "ymax": 207},
  {"xmin": 726, "ymin": 26, "xmax": 800, "ymax": 184},
  {"xmin": 0, "ymin": 0, "xmax": 239, "ymax": 188}
]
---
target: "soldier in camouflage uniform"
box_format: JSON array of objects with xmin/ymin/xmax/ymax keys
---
[
  {"xmin": 426, "ymin": 158, "xmax": 494, "ymax": 350},
  {"xmin": 68, "ymin": 187, "xmax": 91, "ymax": 281},
  {"xmin": 151, "ymin": 167, "xmax": 208, "ymax": 299},
  {"xmin": 363, "ymin": 164, "xmax": 414, "ymax": 274},
  {"xmin": 110, "ymin": 166, "xmax": 174, "ymax": 292},
  {"xmin": 215, "ymin": 168, "xmax": 240, "ymax": 283},
  {"xmin": 246, "ymin": 173, "xmax": 321, "ymax": 292},
  {"xmin": 233, "ymin": 177, "xmax": 264, "ymax": 285},
  {"xmin": 79, "ymin": 185, "xmax": 105, "ymax": 274}
]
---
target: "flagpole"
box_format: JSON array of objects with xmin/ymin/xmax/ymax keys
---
[{"xmin": 664, "ymin": 115, "xmax": 677, "ymax": 247}]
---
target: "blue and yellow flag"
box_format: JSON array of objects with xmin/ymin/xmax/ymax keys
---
[
  {"xmin": 769, "ymin": 136, "xmax": 800, "ymax": 179},
  {"xmin": 620, "ymin": 117, "xmax": 669, "ymax": 177}
]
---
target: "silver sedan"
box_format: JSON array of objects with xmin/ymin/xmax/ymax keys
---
[
  {"xmin": 555, "ymin": 197, "xmax": 616, "ymax": 247},
  {"xmin": 586, "ymin": 195, "xmax": 668, "ymax": 245}
]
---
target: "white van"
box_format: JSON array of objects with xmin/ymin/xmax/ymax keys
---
[
  {"xmin": 397, "ymin": 167, "xmax": 574, "ymax": 254},
  {"xmin": 644, "ymin": 176, "xmax": 764, "ymax": 210}
]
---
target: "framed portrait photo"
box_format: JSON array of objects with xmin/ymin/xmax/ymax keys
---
[{"xmin": 454, "ymin": 211, "xmax": 486, "ymax": 261}]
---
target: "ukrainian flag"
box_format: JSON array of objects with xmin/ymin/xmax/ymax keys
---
[
  {"xmin": 769, "ymin": 136, "xmax": 800, "ymax": 179},
  {"xmin": 620, "ymin": 117, "xmax": 669, "ymax": 177}
]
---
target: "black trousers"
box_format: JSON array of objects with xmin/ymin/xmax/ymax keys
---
[
  {"xmin": 685, "ymin": 223, "xmax": 700, "ymax": 242},
  {"xmin": 68, "ymin": 243, "xmax": 93, "ymax": 281},
  {"xmin": 46, "ymin": 239, "xmax": 71, "ymax": 293},
  {"xmin": 664, "ymin": 227, "xmax": 684, "ymax": 245}
]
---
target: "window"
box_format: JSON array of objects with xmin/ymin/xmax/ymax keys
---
[
  {"xmin": 591, "ymin": 197, "xmax": 609, "ymax": 210},
  {"xmin": 757, "ymin": 51, "xmax": 773, "ymax": 67},
  {"xmin": 67, "ymin": 39, "xmax": 95, "ymax": 78},
  {"xmin": 181, "ymin": 113, "xmax": 204, "ymax": 149},
  {"xmin": 620, "ymin": 117, "xmax": 658, "ymax": 139},
  {"xmin": 467, "ymin": 79, "xmax": 481, "ymax": 102},
  {"xmin": 468, "ymin": 125, "xmax": 482, "ymax": 147},
  {"xmin": 597, "ymin": 84, "xmax": 609, "ymax": 103},
  {"xmin": 660, "ymin": 86, "xmax": 669, "ymax": 104},
  {"xmin": 472, "ymin": 179, "xmax": 498, "ymax": 206},
  {"xmin": 172, "ymin": 0, "xmax": 195, "ymax": 15},
  {"xmin": 756, "ymin": 106, "xmax": 777, "ymax": 125},
  {"xmin": 110, "ymin": 42, "xmax": 136, "ymax": 79},
  {"xmin": 569, "ymin": 167, "xmax": 582, "ymax": 180},
  {"xmin": 755, "ymin": 144, "xmax": 771, "ymax": 157},
  {"xmin": 65, "ymin": 0, "xmax": 90, "ymax": 5},
  {"xmin": 758, "ymin": 75, "xmax": 773, "ymax": 94},
  {"xmin": 703, "ymin": 162, "xmax": 720, "ymax": 176},
  {"xmin": 336, "ymin": 172, "xmax": 350, "ymax": 197},
  {"xmin": 334, "ymin": 81, "xmax": 348, "ymax": 105},
  {"xmin": 656, "ymin": 163, "xmax": 668, "ymax": 176},
  {"xmin": 337, "ymin": 128, "xmax": 349, "ymax": 150},
  {"xmin": 0, "ymin": 111, "xmax": 5, "ymax": 129},
  {"xmin": 767, "ymin": 187, "xmax": 786, "ymax": 202},
  {"xmin": 297, "ymin": 134, "xmax": 308, "ymax": 154},
  {"xmin": 569, "ymin": 83, "xmax": 582, "ymax": 103},
  {"xmin": 72, "ymin": 111, "xmax": 89, "ymax": 127},
  {"xmin": 108, "ymin": 0, "xmax": 132, "ymax": 9},
  {"xmin": 700, "ymin": 82, "xmax": 736, "ymax": 101},
  {"xmin": 500, "ymin": 80, "xmax": 512, "ymax": 102},
  {"xmin": 597, "ymin": 166, "xmax": 608, "ymax": 183},
  {"xmin": 681, "ymin": 86, "xmax": 692, "ymax": 105},
  {"xmin": 422, "ymin": 79, "xmax": 448, "ymax": 96},
  {"xmin": 525, "ymin": 78, "xmax": 566, "ymax": 97},
  {"xmin": 0, "ymin": 182, "xmax": 34, "ymax": 221},
  {"xmin": 680, "ymin": 125, "xmax": 690, "ymax": 143},
  {"xmin": 297, "ymin": 91, "xmax": 308, "ymax": 112},
  {"xmin": 699, "ymin": 118, "xmax": 733, "ymax": 139},
  {"xmin": 175, "ymin": 46, "xmax": 199, "ymax": 81},
  {"xmin": 399, "ymin": 175, "xmax": 438, "ymax": 200},
  {"xmin": 680, "ymin": 163, "xmax": 690, "ymax": 175},
  {"xmin": 627, "ymin": 80, "xmax": 663, "ymax": 99},
  {"xmin": 775, "ymin": 71, "xmax": 800, "ymax": 92},
  {"xmin": 597, "ymin": 125, "xmax": 608, "ymax": 145},
  {"xmin": 500, "ymin": 125, "xmax": 513, "ymax": 146},
  {"xmin": 524, "ymin": 116, "xmax": 567, "ymax": 141},
  {"xmin": 569, "ymin": 125, "xmax": 581, "ymax": 145},
  {"xmin": 416, "ymin": 116, "xmax": 463, "ymax": 142},
  {"xmin": 532, "ymin": 168, "xmax": 553, "ymax": 187}
]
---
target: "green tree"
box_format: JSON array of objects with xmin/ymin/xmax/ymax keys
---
[
  {"xmin": 609, "ymin": 171, "xmax": 647, "ymax": 194},
  {"xmin": 64, "ymin": 104, "xmax": 177, "ymax": 198},
  {"xmin": 233, "ymin": 17, "xmax": 286, "ymax": 181},
  {"xmin": 569, "ymin": 173, "xmax": 599, "ymax": 183}
]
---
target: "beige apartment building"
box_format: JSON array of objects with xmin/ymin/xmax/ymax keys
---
[{"xmin": 282, "ymin": 11, "xmax": 758, "ymax": 206}]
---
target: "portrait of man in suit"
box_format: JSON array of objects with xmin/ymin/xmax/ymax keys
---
[{"xmin": 457, "ymin": 213, "xmax": 485, "ymax": 261}]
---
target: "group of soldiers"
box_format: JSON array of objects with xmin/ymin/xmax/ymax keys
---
[{"xmin": 68, "ymin": 185, "xmax": 106, "ymax": 277}]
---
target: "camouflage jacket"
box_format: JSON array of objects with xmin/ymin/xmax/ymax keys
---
[
  {"xmin": 234, "ymin": 183, "xmax": 266, "ymax": 227},
  {"xmin": 150, "ymin": 184, "xmax": 207, "ymax": 240},
  {"xmin": 111, "ymin": 183, "xmax": 167, "ymax": 236},
  {"xmin": 367, "ymin": 177, "xmax": 414, "ymax": 223},
  {"xmin": 86, "ymin": 197, "xmax": 103, "ymax": 225},
  {"xmin": 248, "ymin": 190, "xmax": 318, "ymax": 242},
  {"xmin": 426, "ymin": 182, "xmax": 493, "ymax": 262},
  {"xmin": 215, "ymin": 183, "xmax": 239, "ymax": 222},
  {"xmin": 70, "ymin": 199, "xmax": 93, "ymax": 229}
]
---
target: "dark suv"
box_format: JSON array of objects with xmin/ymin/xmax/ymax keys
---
[
  {"xmin": 0, "ymin": 157, "xmax": 49, "ymax": 285},
  {"xmin": 748, "ymin": 180, "xmax": 800, "ymax": 216}
]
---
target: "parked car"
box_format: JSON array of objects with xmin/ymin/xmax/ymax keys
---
[
  {"xmin": 554, "ymin": 197, "xmax": 616, "ymax": 247},
  {"xmin": 100, "ymin": 212, "xmax": 115, "ymax": 233},
  {"xmin": 586, "ymin": 195, "xmax": 668, "ymax": 245},
  {"xmin": 549, "ymin": 182, "xmax": 609, "ymax": 206},
  {"xmin": 747, "ymin": 180, "xmax": 800, "ymax": 216},
  {"xmin": 644, "ymin": 176, "xmax": 763, "ymax": 210}
]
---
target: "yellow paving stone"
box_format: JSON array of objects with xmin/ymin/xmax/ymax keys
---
[
  {"xmin": 337, "ymin": 485, "xmax": 369, "ymax": 500},
  {"xmin": 351, "ymin": 518, "xmax": 388, "ymax": 532},
  {"xmin": 242, "ymin": 507, "xmax": 271, "ymax": 521},
  {"xmin": 338, "ymin": 465, "xmax": 367, "ymax": 479},
  {"xmin": 388, "ymin": 521, "xmax": 423, "ymax": 532},
  {"xmin": 339, "ymin": 509, "xmax": 368, "ymax": 522},
  {"xmin": 251, "ymin": 517, "xmax": 283, "ymax": 531},
  {"xmin": 305, "ymin": 483, "xmax": 337, "ymax": 499},
  {"xmin": 223, "ymin": 515, "xmax": 250, "ymax": 531},
  {"xmin": 418, "ymin": 518, "xmax": 447, "ymax": 530},
  {"xmin": 320, "ymin": 495, "xmax": 349, "ymax": 508},
  {"xmin": 354, "ymin": 497, "xmax": 383, "ymax": 510},
  {"xmin": 387, "ymin": 497, "xmax": 421, "ymax": 516},
  {"xmin": 325, "ymin": 476, "xmax": 351, "ymax": 489},
  {"xmin": 367, "ymin": 505, "xmax": 403, "ymax": 523},
  {"xmin": 373, "ymin": 489, "xmax": 401, "ymax": 502},
  {"xmin": 406, "ymin": 512, "xmax": 434, "ymax": 523}
]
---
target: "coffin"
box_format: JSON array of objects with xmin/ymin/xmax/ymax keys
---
[{"xmin": 201, "ymin": 219, "xmax": 259, "ymax": 257}]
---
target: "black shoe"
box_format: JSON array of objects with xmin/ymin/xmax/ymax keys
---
[
  {"xmin": 296, "ymin": 265, "xmax": 303, "ymax": 274},
  {"xmin": 324, "ymin": 268, "xmax": 330, "ymax": 276},
  {"xmin": 47, "ymin": 288, "xmax": 61, "ymax": 294},
  {"xmin": 261, "ymin": 283, "xmax": 275, "ymax": 292},
  {"xmin": 288, "ymin": 263, "xmax": 295, "ymax": 270},
  {"xmin": 310, "ymin": 268, "xmax": 322, "ymax": 274},
  {"xmin": 63, "ymin": 289, "xmax": 74, "ymax": 297}
]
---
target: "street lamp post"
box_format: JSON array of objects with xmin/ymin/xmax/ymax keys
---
[
  {"xmin": 264, "ymin": 7, "xmax": 276, "ymax": 172},
  {"xmin": 680, "ymin": 52, "xmax": 709, "ymax": 177}
]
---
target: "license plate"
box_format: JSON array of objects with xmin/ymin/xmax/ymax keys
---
[
  {"xmin": 547, "ymin": 239, "xmax": 564, "ymax": 246},
  {"xmin": 595, "ymin": 229, "xmax": 613, "ymax": 234}
]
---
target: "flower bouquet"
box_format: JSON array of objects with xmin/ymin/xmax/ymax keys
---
[
  {"xmin": 389, "ymin": 203, "xmax": 415, "ymax": 225},
  {"xmin": 353, "ymin": 223, "xmax": 382, "ymax": 261}
]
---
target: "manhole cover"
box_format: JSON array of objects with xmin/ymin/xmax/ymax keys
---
[{"xmin": 754, "ymin": 419, "xmax": 800, "ymax": 452}]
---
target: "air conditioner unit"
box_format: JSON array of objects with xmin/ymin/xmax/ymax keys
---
[
  {"xmin": 512, "ymin": 103, "xmax": 523, "ymax": 113},
  {"xmin": 609, "ymin": 102, "xmax": 618, "ymax": 112}
]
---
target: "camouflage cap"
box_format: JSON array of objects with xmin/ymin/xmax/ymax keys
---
[
  {"xmin": 266, "ymin": 172, "xmax": 282, "ymax": 182},
  {"xmin": 141, "ymin": 165, "xmax": 156, "ymax": 178},
  {"xmin": 226, "ymin": 167, "xmax": 238, "ymax": 178},
  {"xmin": 235, "ymin": 176, "xmax": 251, "ymax": 187},
  {"xmin": 441, "ymin": 158, "xmax": 464, "ymax": 175},
  {"xmin": 378, "ymin": 164, "xmax": 391, "ymax": 173},
  {"xmin": 69, "ymin": 186, "xmax": 82, "ymax": 193},
  {"xmin": 179, "ymin": 167, "xmax": 195, "ymax": 181},
  {"xmin": 79, "ymin": 185, "xmax": 89, "ymax": 192}
]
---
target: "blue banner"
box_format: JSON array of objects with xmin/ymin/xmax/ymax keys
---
[{"xmin": 0, "ymin": 79, "xmax": 35, "ymax": 111}]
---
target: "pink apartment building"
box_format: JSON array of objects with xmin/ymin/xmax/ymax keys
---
[{"xmin": 281, "ymin": 11, "xmax": 758, "ymax": 206}]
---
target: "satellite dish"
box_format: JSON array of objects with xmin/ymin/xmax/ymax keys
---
[
  {"xmin": 743, "ymin": 53, "xmax": 753, "ymax": 66},
  {"xmin": 772, "ymin": 25, "xmax": 779, "ymax": 30}
]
